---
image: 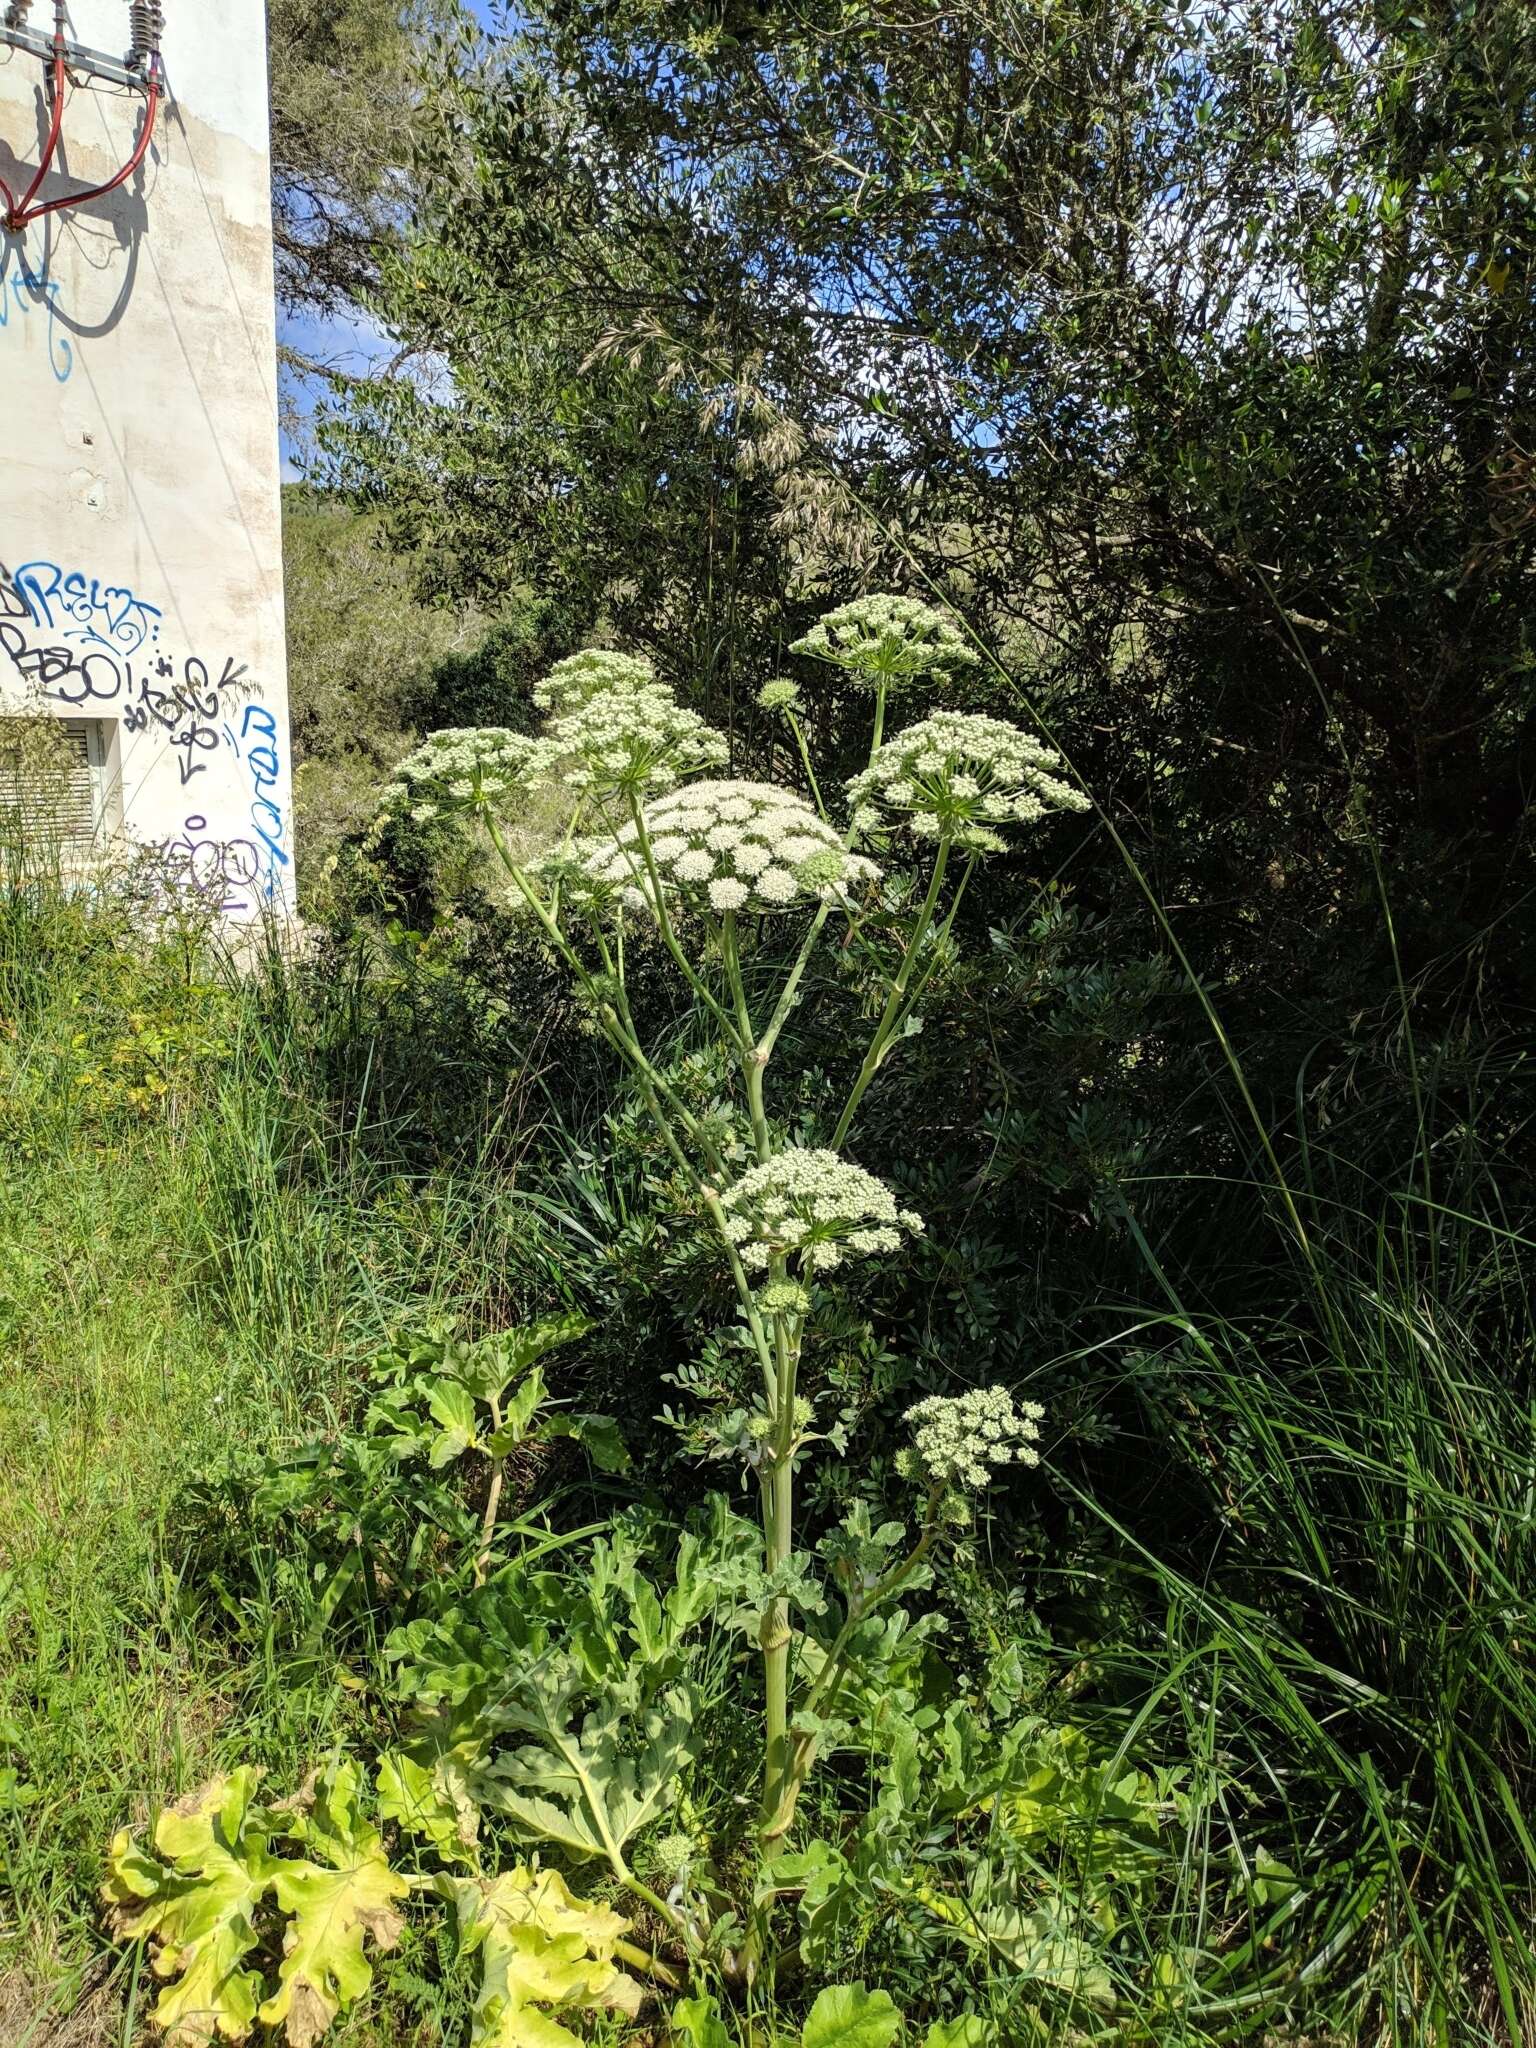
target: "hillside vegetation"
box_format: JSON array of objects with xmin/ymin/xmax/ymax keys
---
[{"xmin": 3, "ymin": 1, "xmax": 1536, "ymax": 2045}]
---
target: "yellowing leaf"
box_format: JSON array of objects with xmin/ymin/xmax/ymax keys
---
[
  {"xmin": 377, "ymin": 1750, "xmax": 479, "ymax": 1867},
  {"xmin": 442, "ymin": 1863, "xmax": 643, "ymax": 2048},
  {"xmin": 102, "ymin": 1769, "xmax": 278, "ymax": 2047},
  {"xmin": 258, "ymin": 1762, "xmax": 409, "ymax": 2048}
]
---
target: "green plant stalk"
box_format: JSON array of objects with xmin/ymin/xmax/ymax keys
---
[
  {"xmin": 831, "ymin": 830, "xmax": 953, "ymax": 1148},
  {"xmin": 489, "ymin": 750, "xmax": 963, "ymax": 1969},
  {"xmin": 758, "ymin": 1268, "xmax": 803, "ymax": 1836},
  {"xmin": 717, "ymin": 908, "xmax": 802, "ymax": 1836},
  {"xmin": 613, "ymin": 1936, "xmax": 683, "ymax": 1992},
  {"xmin": 720, "ymin": 912, "xmax": 771, "ymax": 1162},
  {"xmin": 784, "ymin": 707, "xmax": 827, "ymax": 816},
  {"xmin": 869, "ymin": 675, "xmax": 889, "ymax": 755},
  {"xmin": 759, "ymin": 1486, "xmax": 941, "ymax": 1847},
  {"xmin": 472, "ymin": 1388, "xmax": 505, "ymax": 1589}
]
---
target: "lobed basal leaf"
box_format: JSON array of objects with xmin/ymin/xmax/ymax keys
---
[
  {"xmin": 258, "ymin": 1761, "xmax": 410, "ymax": 2047},
  {"xmin": 102, "ymin": 1768, "xmax": 279, "ymax": 2048},
  {"xmin": 103, "ymin": 1763, "xmax": 408, "ymax": 2048},
  {"xmin": 441, "ymin": 1864, "xmax": 642, "ymax": 2048}
]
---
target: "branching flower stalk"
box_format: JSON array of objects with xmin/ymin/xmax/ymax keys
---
[{"xmin": 373, "ymin": 599, "xmax": 1085, "ymax": 1967}]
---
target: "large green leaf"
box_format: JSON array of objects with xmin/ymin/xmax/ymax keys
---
[
  {"xmin": 799, "ymin": 1983, "xmax": 903, "ymax": 2048},
  {"xmin": 258, "ymin": 1762, "xmax": 410, "ymax": 2046},
  {"xmin": 102, "ymin": 1769, "xmax": 279, "ymax": 2047},
  {"xmin": 971, "ymin": 1901, "xmax": 1114, "ymax": 2009},
  {"xmin": 922, "ymin": 2021, "xmax": 991, "ymax": 2048},
  {"xmin": 463, "ymin": 1315, "xmax": 595, "ymax": 1403},
  {"xmin": 426, "ymin": 1380, "xmax": 483, "ymax": 1468},
  {"xmin": 477, "ymin": 1662, "xmax": 698, "ymax": 1862},
  {"xmin": 538, "ymin": 1409, "xmax": 630, "ymax": 1472}
]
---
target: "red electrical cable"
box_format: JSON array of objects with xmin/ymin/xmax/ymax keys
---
[
  {"xmin": 3, "ymin": 33, "xmax": 67, "ymax": 224},
  {"xmin": 2, "ymin": 35, "xmax": 161, "ymax": 235}
]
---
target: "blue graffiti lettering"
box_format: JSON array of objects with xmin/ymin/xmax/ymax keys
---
[
  {"xmin": 14, "ymin": 560, "xmax": 162, "ymax": 655},
  {"xmin": 236, "ymin": 701, "xmax": 290, "ymax": 897},
  {"xmin": 0, "ymin": 258, "xmax": 74, "ymax": 383}
]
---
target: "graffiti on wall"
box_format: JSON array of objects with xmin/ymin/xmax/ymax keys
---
[
  {"xmin": 0, "ymin": 557, "xmax": 289, "ymax": 913},
  {"xmin": 0, "ymin": 257, "xmax": 74, "ymax": 384},
  {"xmin": 9, "ymin": 559, "xmax": 160, "ymax": 653},
  {"xmin": 229, "ymin": 701, "xmax": 290, "ymax": 901}
]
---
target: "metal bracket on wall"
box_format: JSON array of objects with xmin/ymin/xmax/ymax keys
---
[{"xmin": 0, "ymin": 22, "xmax": 160, "ymax": 96}]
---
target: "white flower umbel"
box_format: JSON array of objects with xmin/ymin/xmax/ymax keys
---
[
  {"xmin": 846, "ymin": 710, "xmax": 1090, "ymax": 851},
  {"xmin": 575, "ymin": 780, "xmax": 880, "ymax": 916},
  {"xmin": 718, "ymin": 1147, "xmax": 922, "ymax": 1275},
  {"xmin": 538, "ymin": 684, "xmax": 729, "ymax": 802},
  {"xmin": 533, "ymin": 647, "xmax": 656, "ymax": 713},
  {"xmin": 902, "ymin": 1385, "xmax": 1043, "ymax": 1491},
  {"xmin": 790, "ymin": 594, "xmax": 978, "ymax": 690},
  {"xmin": 365, "ymin": 726, "xmax": 539, "ymax": 844}
]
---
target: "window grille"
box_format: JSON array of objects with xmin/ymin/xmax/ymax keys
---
[{"xmin": 0, "ymin": 716, "xmax": 114, "ymax": 852}]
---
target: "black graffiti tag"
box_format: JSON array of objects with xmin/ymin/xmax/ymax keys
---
[
  {"xmin": 121, "ymin": 654, "xmax": 250, "ymax": 782},
  {"xmin": 0, "ymin": 619, "xmax": 124, "ymax": 704}
]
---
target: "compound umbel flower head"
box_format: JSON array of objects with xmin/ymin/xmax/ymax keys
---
[{"xmin": 790, "ymin": 594, "xmax": 979, "ymax": 690}]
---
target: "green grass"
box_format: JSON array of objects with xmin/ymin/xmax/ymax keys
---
[{"xmin": 0, "ymin": 881, "xmax": 533, "ymax": 2040}]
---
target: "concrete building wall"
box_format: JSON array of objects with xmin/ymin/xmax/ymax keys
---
[{"xmin": 0, "ymin": 0, "xmax": 292, "ymax": 915}]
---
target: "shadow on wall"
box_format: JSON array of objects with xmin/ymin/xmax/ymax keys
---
[{"xmin": 0, "ymin": 43, "xmax": 164, "ymax": 376}]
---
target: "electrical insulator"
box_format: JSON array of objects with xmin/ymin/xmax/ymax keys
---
[
  {"xmin": 128, "ymin": 0, "xmax": 164, "ymax": 68},
  {"xmin": 3, "ymin": 2, "xmax": 35, "ymax": 29}
]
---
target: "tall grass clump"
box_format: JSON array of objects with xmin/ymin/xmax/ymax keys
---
[
  {"xmin": 0, "ymin": 850, "xmax": 567, "ymax": 2024},
  {"xmin": 1071, "ymin": 1039, "xmax": 1536, "ymax": 2046}
]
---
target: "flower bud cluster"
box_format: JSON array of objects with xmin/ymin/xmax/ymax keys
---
[
  {"xmin": 900, "ymin": 1385, "xmax": 1044, "ymax": 1491},
  {"xmin": 363, "ymin": 727, "xmax": 540, "ymax": 845},
  {"xmin": 566, "ymin": 780, "xmax": 879, "ymax": 917},
  {"xmin": 847, "ymin": 711, "xmax": 1090, "ymax": 851},
  {"xmin": 757, "ymin": 676, "xmax": 803, "ymax": 712},
  {"xmin": 790, "ymin": 594, "xmax": 979, "ymax": 689},
  {"xmin": 532, "ymin": 647, "xmax": 656, "ymax": 713},
  {"xmin": 718, "ymin": 1147, "xmax": 922, "ymax": 1274}
]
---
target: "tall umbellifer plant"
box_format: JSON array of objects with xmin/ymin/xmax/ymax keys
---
[{"xmin": 370, "ymin": 601, "xmax": 1091, "ymax": 1947}]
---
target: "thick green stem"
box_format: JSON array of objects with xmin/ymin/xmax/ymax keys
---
[
  {"xmin": 758, "ymin": 902, "xmax": 831, "ymax": 1063},
  {"xmin": 616, "ymin": 1866, "xmax": 691, "ymax": 1944},
  {"xmin": 758, "ymin": 1446, "xmax": 795, "ymax": 1827},
  {"xmin": 613, "ymin": 1937, "xmax": 683, "ymax": 1991},
  {"xmin": 759, "ymin": 1490, "xmax": 943, "ymax": 1848},
  {"xmin": 869, "ymin": 678, "xmax": 888, "ymax": 758},
  {"xmin": 720, "ymin": 913, "xmax": 772, "ymax": 1163},
  {"xmin": 893, "ymin": 849, "xmax": 978, "ymax": 1015},
  {"xmin": 758, "ymin": 1281, "xmax": 803, "ymax": 1834}
]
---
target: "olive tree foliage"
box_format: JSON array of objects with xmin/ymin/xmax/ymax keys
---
[
  {"xmin": 269, "ymin": 0, "xmax": 454, "ymax": 336},
  {"xmin": 324, "ymin": 0, "xmax": 1536, "ymax": 1023}
]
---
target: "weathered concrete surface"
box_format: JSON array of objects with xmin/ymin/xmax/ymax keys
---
[{"xmin": 1, "ymin": 0, "xmax": 292, "ymax": 915}]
